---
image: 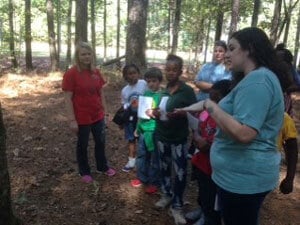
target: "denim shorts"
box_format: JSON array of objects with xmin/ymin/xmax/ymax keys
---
[{"xmin": 124, "ymin": 122, "xmax": 136, "ymax": 141}]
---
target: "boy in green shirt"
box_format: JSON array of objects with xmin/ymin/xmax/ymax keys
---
[{"xmin": 131, "ymin": 67, "xmax": 163, "ymax": 194}]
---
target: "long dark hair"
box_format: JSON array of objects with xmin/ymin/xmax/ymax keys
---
[{"xmin": 231, "ymin": 27, "xmax": 291, "ymax": 92}]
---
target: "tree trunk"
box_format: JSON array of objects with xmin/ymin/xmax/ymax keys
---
[
  {"xmin": 214, "ymin": 1, "xmax": 224, "ymax": 42},
  {"xmin": 125, "ymin": 0, "xmax": 148, "ymax": 73},
  {"xmin": 251, "ymin": 0, "xmax": 261, "ymax": 27},
  {"xmin": 270, "ymin": 0, "xmax": 282, "ymax": 45},
  {"xmin": 116, "ymin": 0, "xmax": 121, "ymax": 68},
  {"xmin": 168, "ymin": 0, "xmax": 174, "ymax": 52},
  {"xmin": 8, "ymin": 0, "xmax": 18, "ymax": 69},
  {"xmin": 75, "ymin": 0, "xmax": 88, "ymax": 44},
  {"xmin": 103, "ymin": 0, "xmax": 107, "ymax": 61},
  {"xmin": 46, "ymin": 0, "xmax": 59, "ymax": 71},
  {"xmin": 65, "ymin": 0, "xmax": 73, "ymax": 70},
  {"xmin": 116, "ymin": 0, "xmax": 120, "ymax": 58},
  {"xmin": 294, "ymin": 4, "xmax": 300, "ymax": 66},
  {"xmin": 90, "ymin": 0, "xmax": 96, "ymax": 55},
  {"xmin": 204, "ymin": 19, "xmax": 211, "ymax": 63},
  {"xmin": 228, "ymin": 0, "xmax": 240, "ymax": 38},
  {"xmin": 171, "ymin": 0, "xmax": 181, "ymax": 54},
  {"xmin": 56, "ymin": 0, "xmax": 61, "ymax": 63},
  {"xmin": 0, "ymin": 104, "xmax": 22, "ymax": 225},
  {"xmin": 25, "ymin": 0, "xmax": 33, "ymax": 70}
]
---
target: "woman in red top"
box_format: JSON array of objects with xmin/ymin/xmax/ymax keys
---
[{"xmin": 62, "ymin": 42, "xmax": 115, "ymax": 183}]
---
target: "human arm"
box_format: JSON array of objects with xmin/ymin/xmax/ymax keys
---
[
  {"xmin": 100, "ymin": 88, "xmax": 110, "ymax": 125},
  {"xmin": 194, "ymin": 81, "xmax": 213, "ymax": 93},
  {"xmin": 279, "ymin": 138, "xmax": 298, "ymax": 194},
  {"xmin": 63, "ymin": 91, "xmax": 78, "ymax": 133},
  {"xmin": 177, "ymin": 99, "xmax": 257, "ymax": 143},
  {"xmin": 193, "ymin": 132, "xmax": 211, "ymax": 153}
]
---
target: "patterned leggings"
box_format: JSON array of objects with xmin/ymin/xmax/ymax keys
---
[{"xmin": 157, "ymin": 140, "xmax": 188, "ymax": 209}]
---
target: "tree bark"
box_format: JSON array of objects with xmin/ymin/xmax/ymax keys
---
[
  {"xmin": 125, "ymin": 0, "xmax": 148, "ymax": 73},
  {"xmin": 25, "ymin": 0, "xmax": 33, "ymax": 70},
  {"xmin": 56, "ymin": 0, "xmax": 61, "ymax": 63},
  {"xmin": 90, "ymin": 0, "xmax": 96, "ymax": 55},
  {"xmin": 251, "ymin": 0, "xmax": 261, "ymax": 27},
  {"xmin": 103, "ymin": 0, "xmax": 107, "ymax": 61},
  {"xmin": 46, "ymin": 0, "xmax": 59, "ymax": 71},
  {"xmin": 228, "ymin": 0, "xmax": 240, "ymax": 38},
  {"xmin": 270, "ymin": 0, "xmax": 282, "ymax": 45},
  {"xmin": 214, "ymin": 0, "xmax": 224, "ymax": 42},
  {"xmin": 0, "ymin": 104, "xmax": 22, "ymax": 225},
  {"xmin": 65, "ymin": 0, "xmax": 73, "ymax": 70},
  {"xmin": 294, "ymin": 4, "xmax": 300, "ymax": 66},
  {"xmin": 8, "ymin": 0, "xmax": 18, "ymax": 69},
  {"xmin": 116, "ymin": 0, "xmax": 121, "ymax": 59},
  {"xmin": 171, "ymin": 0, "xmax": 181, "ymax": 54},
  {"xmin": 75, "ymin": 0, "xmax": 88, "ymax": 44}
]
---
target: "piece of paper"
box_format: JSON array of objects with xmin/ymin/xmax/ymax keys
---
[
  {"xmin": 187, "ymin": 112, "xmax": 199, "ymax": 132},
  {"xmin": 159, "ymin": 96, "xmax": 169, "ymax": 121},
  {"xmin": 138, "ymin": 96, "xmax": 153, "ymax": 119}
]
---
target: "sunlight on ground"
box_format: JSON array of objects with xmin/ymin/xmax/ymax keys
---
[{"xmin": 0, "ymin": 72, "xmax": 63, "ymax": 99}]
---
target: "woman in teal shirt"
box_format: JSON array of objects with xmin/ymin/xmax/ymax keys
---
[{"xmin": 178, "ymin": 27, "xmax": 291, "ymax": 225}]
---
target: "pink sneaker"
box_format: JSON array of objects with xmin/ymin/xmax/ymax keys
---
[
  {"xmin": 81, "ymin": 175, "xmax": 93, "ymax": 183},
  {"xmin": 105, "ymin": 168, "xmax": 116, "ymax": 177}
]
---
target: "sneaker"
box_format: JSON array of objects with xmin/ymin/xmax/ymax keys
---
[
  {"xmin": 170, "ymin": 207, "xmax": 187, "ymax": 225},
  {"xmin": 131, "ymin": 179, "xmax": 142, "ymax": 187},
  {"xmin": 155, "ymin": 195, "xmax": 172, "ymax": 208},
  {"xmin": 122, "ymin": 161, "xmax": 135, "ymax": 172},
  {"xmin": 185, "ymin": 207, "xmax": 202, "ymax": 222},
  {"xmin": 145, "ymin": 185, "xmax": 158, "ymax": 194},
  {"xmin": 193, "ymin": 215, "xmax": 205, "ymax": 225},
  {"xmin": 81, "ymin": 175, "xmax": 93, "ymax": 183},
  {"xmin": 105, "ymin": 168, "xmax": 116, "ymax": 177}
]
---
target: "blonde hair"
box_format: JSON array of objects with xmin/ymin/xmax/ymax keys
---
[{"xmin": 74, "ymin": 42, "xmax": 96, "ymax": 71}]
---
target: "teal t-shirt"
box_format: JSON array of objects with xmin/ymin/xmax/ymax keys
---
[{"xmin": 211, "ymin": 67, "xmax": 284, "ymax": 194}]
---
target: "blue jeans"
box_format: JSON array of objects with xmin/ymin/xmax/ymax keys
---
[
  {"xmin": 136, "ymin": 133, "xmax": 160, "ymax": 186},
  {"xmin": 217, "ymin": 186, "xmax": 270, "ymax": 225},
  {"xmin": 157, "ymin": 140, "xmax": 188, "ymax": 209},
  {"xmin": 76, "ymin": 119, "xmax": 108, "ymax": 175}
]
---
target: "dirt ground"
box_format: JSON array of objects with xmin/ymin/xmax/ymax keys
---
[{"xmin": 0, "ymin": 65, "xmax": 299, "ymax": 225}]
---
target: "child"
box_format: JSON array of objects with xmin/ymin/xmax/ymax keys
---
[
  {"xmin": 130, "ymin": 67, "xmax": 163, "ymax": 194},
  {"xmin": 121, "ymin": 64, "xmax": 148, "ymax": 172},
  {"xmin": 186, "ymin": 79, "xmax": 232, "ymax": 225},
  {"xmin": 277, "ymin": 112, "xmax": 298, "ymax": 194},
  {"xmin": 154, "ymin": 54, "xmax": 197, "ymax": 225}
]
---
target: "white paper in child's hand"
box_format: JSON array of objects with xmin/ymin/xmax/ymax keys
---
[
  {"xmin": 138, "ymin": 96, "xmax": 153, "ymax": 119},
  {"xmin": 187, "ymin": 112, "xmax": 199, "ymax": 132},
  {"xmin": 159, "ymin": 96, "xmax": 169, "ymax": 121}
]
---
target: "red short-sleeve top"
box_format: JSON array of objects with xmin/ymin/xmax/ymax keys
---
[{"xmin": 62, "ymin": 66, "xmax": 106, "ymax": 125}]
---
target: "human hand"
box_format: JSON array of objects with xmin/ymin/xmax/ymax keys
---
[
  {"xmin": 69, "ymin": 120, "xmax": 78, "ymax": 134},
  {"xmin": 134, "ymin": 129, "xmax": 139, "ymax": 138},
  {"xmin": 146, "ymin": 108, "xmax": 160, "ymax": 118},
  {"xmin": 279, "ymin": 178, "xmax": 294, "ymax": 194}
]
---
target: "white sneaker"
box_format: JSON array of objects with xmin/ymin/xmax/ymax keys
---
[
  {"xmin": 170, "ymin": 207, "xmax": 187, "ymax": 225},
  {"xmin": 185, "ymin": 207, "xmax": 202, "ymax": 221},
  {"xmin": 155, "ymin": 195, "xmax": 172, "ymax": 208},
  {"xmin": 122, "ymin": 157, "xmax": 136, "ymax": 172}
]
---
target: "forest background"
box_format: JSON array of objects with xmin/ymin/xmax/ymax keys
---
[
  {"xmin": 0, "ymin": 0, "xmax": 300, "ymax": 74},
  {"xmin": 0, "ymin": 0, "xmax": 300, "ymax": 225}
]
